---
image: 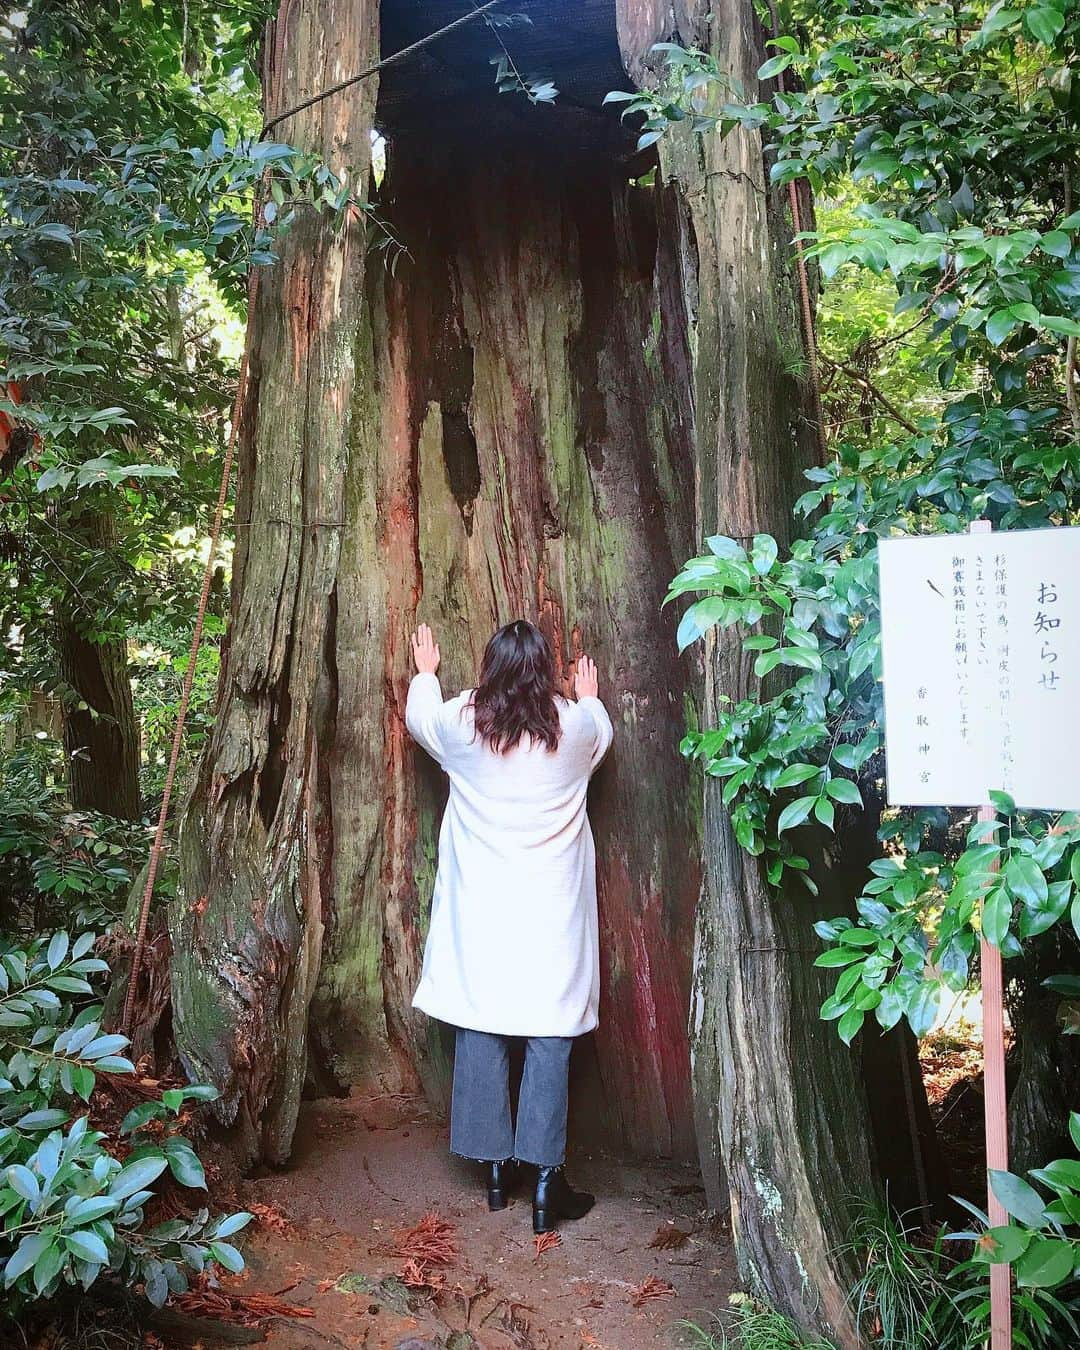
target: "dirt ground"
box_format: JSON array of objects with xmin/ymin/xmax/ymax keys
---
[{"xmin": 196, "ymin": 1090, "xmax": 736, "ymax": 1350}]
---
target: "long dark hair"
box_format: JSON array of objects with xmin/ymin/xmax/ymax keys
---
[{"xmin": 471, "ymin": 620, "xmax": 562, "ymax": 753}]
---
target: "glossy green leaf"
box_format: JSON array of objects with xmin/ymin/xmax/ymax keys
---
[
  {"xmin": 108, "ymin": 1155, "xmax": 168, "ymax": 1201},
  {"xmin": 757, "ymin": 54, "xmax": 793, "ymax": 80},
  {"xmin": 773, "ymin": 763, "xmax": 820, "ymax": 789},
  {"xmin": 1014, "ymin": 1236, "xmax": 1074, "ymax": 1288},
  {"xmin": 989, "ymin": 1170, "xmax": 1048, "ymax": 1227},
  {"xmin": 65, "ymin": 1231, "xmax": 109, "ymax": 1265},
  {"xmin": 210, "ymin": 1241, "xmax": 245, "ymax": 1274},
  {"xmin": 1024, "ymin": 7, "xmax": 1065, "ymax": 44},
  {"xmin": 837, "ymin": 1007, "xmax": 864, "ymax": 1045},
  {"xmin": 907, "ymin": 982, "xmax": 942, "ymax": 1038},
  {"xmin": 982, "ymin": 886, "xmax": 1012, "ymax": 948},
  {"xmin": 777, "ymin": 795, "xmax": 816, "ymax": 833},
  {"xmin": 825, "ymin": 778, "xmax": 861, "ymax": 805},
  {"xmin": 751, "ymin": 534, "xmax": 779, "ymax": 575}
]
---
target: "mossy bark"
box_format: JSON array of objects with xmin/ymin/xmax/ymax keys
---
[{"xmin": 169, "ymin": 0, "xmax": 381, "ymax": 1165}]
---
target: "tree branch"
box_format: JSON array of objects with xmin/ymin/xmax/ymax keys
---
[{"xmin": 821, "ymin": 355, "xmax": 920, "ymax": 436}]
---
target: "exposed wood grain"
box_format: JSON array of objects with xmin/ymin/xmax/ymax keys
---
[{"xmin": 317, "ymin": 132, "xmax": 701, "ymax": 1157}]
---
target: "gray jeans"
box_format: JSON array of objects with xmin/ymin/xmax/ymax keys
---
[{"xmin": 450, "ymin": 1027, "xmax": 573, "ymax": 1167}]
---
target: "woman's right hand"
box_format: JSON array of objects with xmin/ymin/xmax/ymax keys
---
[{"xmin": 574, "ymin": 654, "xmax": 599, "ymax": 700}]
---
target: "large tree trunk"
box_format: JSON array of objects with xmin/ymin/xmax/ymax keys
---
[
  {"xmin": 617, "ymin": 2, "xmax": 879, "ymax": 1340},
  {"xmin": 171, "ymin": 0, "xmax": 700, "ymax": 1166},
  {"xmin": 170, "ymin": 0, "xmax": 381, "ymax": 1165},
  {"xmin": 57, "ymin": 507, "xmax": 140, "ymax": 820}
]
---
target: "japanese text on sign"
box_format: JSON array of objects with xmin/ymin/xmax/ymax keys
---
[{"xmin": 878, "ymin": 528, "xmax": 1080, "ymax": 809}]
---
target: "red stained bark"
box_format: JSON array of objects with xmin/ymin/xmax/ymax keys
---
[{"xmin": 315, "ymin": 122, "xmax": 702, "ymax": 1155}]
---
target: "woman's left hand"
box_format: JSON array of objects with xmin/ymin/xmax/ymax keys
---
[
  {"xmin": 412, "ymin": 623, "xmax": 441, "ymax": 675},
  {"xmin": 574, "ymin": 654, "xmax": 599, "ymax": 700}
]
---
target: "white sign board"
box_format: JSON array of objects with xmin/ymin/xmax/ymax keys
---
[{"xmin": 878, "ymin": 527, "xmax": 1080, "ymax": 810}]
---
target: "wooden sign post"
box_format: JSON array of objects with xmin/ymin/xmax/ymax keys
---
[
  {"xmin": 877, "ymin": 521, "xmax": 1080, "ymax": 1350},
  {"xmin": 970, "ymin": 519, "xmax": 1011, "ymax": 1349}
]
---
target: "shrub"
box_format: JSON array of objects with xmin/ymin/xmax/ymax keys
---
[
  {"xmin": 680, "ymin": 1297, "xmax": 837, "ymax": 1348},
  {"xmin": 0, "ymin": 928, "xmax": 249, "ymax": 1311},
  {"xmin": 0, "ymin": 741, "xmax": 147, "ymax": 932},
  {"xmin": 846, "ymin": 1201, "xmax": 1080, "ymax": 1349}
]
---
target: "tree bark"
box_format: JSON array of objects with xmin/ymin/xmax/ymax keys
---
[
  {"xmin": 57, "ymin": 507, "xmax": 141, "ymax": 821},
  {"xmin": 172, "ymin": 0, "xmax": 701, "ymax": 1165},
  {"xmin": 1008, "ymin": 933, "xmax": 1080, "ymax": 1174},
  {"xmin": 615, "ymin": 1, "xmax": 878, "ymax": 1340},
  {"xmin": 170, "ymin": 0, "xmax": 381, "ymax": 1165},
  {"xmin": 314, "ymin": 132, "xmax": 702, "ymax": 1156}
]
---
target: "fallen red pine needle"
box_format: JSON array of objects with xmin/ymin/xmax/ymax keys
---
[
  {"xmin": 172, "ymin": 1279, "xmax": 314, "ymax": 1326},
  {"xmin": 534, "ymin": 1230, "xmax": 562, "ymax": 1258},
  {"xmin": 400, "ymin": 1256, "xmax": 447, "ymax": 1291},
  {"xmin": 629, "ymin": 1276, "xmax": 676, "ymax": 1307},
  {"xmin": 248, "ymin": 1200, "xmax": 292, "ymax": 1234},
  {"xmin": 648, "ymin": 1222, "xmax": 690, "ymax": 1250},
  {"xmin": 393, "ymin": 1211, "xmax": 457, "ymax": 1267}
]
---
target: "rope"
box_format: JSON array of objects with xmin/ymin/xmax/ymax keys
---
[
  {"xmin": 120, "ymin": 247, "xmax": 260, "ymax": 1036},
  {"xmin": 764, "ymin": 2, "xmax": 825, "ymax": 463},
  {"xmin": 260, "ymin": 0, "xmax": 503, "ymax": 137}
]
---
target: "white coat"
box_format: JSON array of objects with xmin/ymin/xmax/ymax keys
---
[{"xmin": 405, "ymin": 672, "xmax": 613, "ymax": 1037}]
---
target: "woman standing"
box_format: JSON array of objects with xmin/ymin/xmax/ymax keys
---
[{"xmin": 405, "ymin": 619, "xmax": 613, "ymax": 1233}]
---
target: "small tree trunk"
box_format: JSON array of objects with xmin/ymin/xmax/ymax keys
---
[
  {"xmin": 1008, "ymin": 933, "xmax": 1080, "ymax": 1173},
  {"xmin": 57, "ymin": 508, "xmax": 140, "ymax": 820},
  {"xmin": 839, "ymin": 804, "xmax": 947, "ymax": 1220}
]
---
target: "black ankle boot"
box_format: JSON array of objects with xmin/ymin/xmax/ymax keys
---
[
  {"xmin": 486, "ymin": 1158, "xmax": 518, "ymax": 1211},
  {"xmin": 532, "ymin": 1165, "xmax": 595, "ymax": 1233}
]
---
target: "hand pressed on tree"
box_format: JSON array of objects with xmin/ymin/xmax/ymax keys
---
[
  {"xmin": 411, "ymin": 623, "xmax": 440, "ymax": 676},
  {"xmin": 574, "ymin": 654, "xmax": 599, "ymax": 701}
]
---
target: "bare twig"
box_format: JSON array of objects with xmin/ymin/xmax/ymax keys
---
[{"xmin": 821, "ymin": 354, "xmax": 920, "ymax": 435}]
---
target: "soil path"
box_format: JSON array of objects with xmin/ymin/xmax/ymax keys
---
[{"xmin": 205, "ymin": 1090, "xmax": 736, "ymax": 1350}]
